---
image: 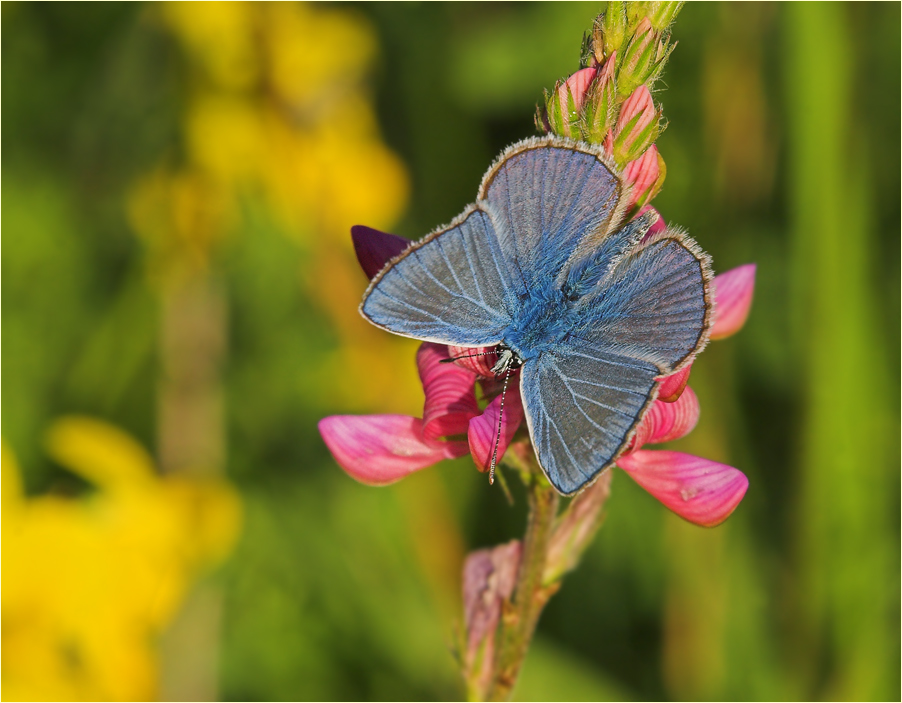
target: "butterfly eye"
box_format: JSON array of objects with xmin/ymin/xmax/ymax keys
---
[{"xmin": 560, "ymin": 281, "xmax": 581, "ymax": 302}]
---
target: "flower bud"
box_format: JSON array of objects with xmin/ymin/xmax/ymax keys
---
[
  {"xmin": 462, "ymin": 541, "xmax": 522, "ymax": 699},
  {"xmin": 626, "ymin": 1, "xmax": 647, "ymax": 27},
  {"xmin": 543, "ymin": 472, "xmax": 612, "ymax": 584},
  {"xmin": 581, "ymin": 55, "xmax": 616, "ymax": 143},
  {"xmin": 556, "ymin": 66, "xmax": 596, "ymax": 115},
  {"xmin": 611, "ymin": 85, "xmax": 660, "ymax": 163},
  {"xmin": 617, "ymin": 17, "xmax": 674, "ymax": 97},
  {"xmin": 540, "ymin": 85, "xmax": 573, "ymax": 138},
  {"xmin": 538, "ymin": 86, "xmax": 566, "ymax": 137},
  {"xmin": 540, "ymin": 66, "xmax": 598, "ymax": 139},
  {"xmin": 601, "ymin": 1, "xmax": 628, "ymax": 59},
  {"xmin": 623, "ymin": 144, "xmax": 663, "ymax": 208},
  {"xmin": 647, "ymin": 1, "xmax": 684, "ymax": 30},
  {"xmin": 617, "ymin": 17, "xmax": 657, "ymax": 97}
]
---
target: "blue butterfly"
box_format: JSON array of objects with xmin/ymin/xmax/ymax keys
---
[{"xmin": 360, "ymin": 136, "xmax": 714, "ymax": 495}]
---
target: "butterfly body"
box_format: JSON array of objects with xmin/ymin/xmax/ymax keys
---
[
  {"xmin": 360, "ymin": 136, "xmax": 713, "ymax": 495},
  {"xmin": 501, "ymin": 286, "xmax": 574, "ymax": 362}
]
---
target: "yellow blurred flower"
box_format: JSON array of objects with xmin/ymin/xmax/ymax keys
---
[
  {"xmin": 1, "ymin": 418, "xmax": 241, "ymax": 701},
  {"xmin": 138, "ymin": 0, "xmax": 408, "ymax": 255},
  {"xmin": 128, "ymin": 1, "xmax": 420, "ymax": 413}
]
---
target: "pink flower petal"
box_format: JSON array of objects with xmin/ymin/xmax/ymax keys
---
[
  {"xmin": 617, "ymin": 450, "xmax": 748, "ymax": 527},
  {"xmin": 656, "ymin": 365, "xmax": 691, "ymax": 402},
  {"xmin": 468, "ymin": 387, "xmax": 525, "ymax": 473},
  {"xmin": 351, "ymin": 225, "xmax": 410, "ymax": 280},
  {"xmin": 418, "ymin": 343, "xmax": 480, "ymax": 440},
  {"xmin": 710, "ymin": 264, "xmax": 756, "ymax": 340},
  {"xmin": 630, "ymin": 386, "xmax": 700, "ymax": 451},
  {"xmin": 319, "ymin": 415, "xmax": 468, "ymax": 486},
  {"xmin": 447, "ymin": 344, "xmax": 500, "ymax": 379}
]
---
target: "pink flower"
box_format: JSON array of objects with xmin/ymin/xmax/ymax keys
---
[
  {"xmin": 320, "ymin": 225, "xmax": 757, "ymax": 527},
  {"xmin": 318, "ymin": 340, "xmax": 523, "ymax": 484}
]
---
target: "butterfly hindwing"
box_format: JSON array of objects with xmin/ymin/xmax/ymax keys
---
[
  {"xmin": 570, "ymin": 229, "xmax": 713, "ymax": 375},
  {"xmin": 361, "ymin": 206, "xmax": 514, "ymax": 347},
  {"xmin": 521, "ymin": 227, "xmax": 712, "ymax": 493},
  {"xmin": 519, "ymin": 347, "xmax": 658, "ymax": 495}
]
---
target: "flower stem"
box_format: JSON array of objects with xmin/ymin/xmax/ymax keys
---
[{"xmin": 485, "ymin": 454, "xmax": 560, "ymax": 701}]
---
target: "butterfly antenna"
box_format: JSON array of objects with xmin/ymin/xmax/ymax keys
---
[
  {"xmin": 439, "ymin": 350, "xmax": 501, "ymax": 364},
  {"xmin": 489, "ymin": 363, "xmax": 512, "ymax": 485}
]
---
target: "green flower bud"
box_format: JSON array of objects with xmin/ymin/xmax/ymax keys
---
[
  {"xmin": 602, "ymin": 1, "xmax": 628, "ymax": 58},
  {"xmin": 581, "ymin": 56, "xmax": 617, "ymax": 144},
  {"xmin": 646, "ymin": 1, "xmax": 684, "ymax": 30}
]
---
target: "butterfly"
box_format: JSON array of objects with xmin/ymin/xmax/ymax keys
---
[{"xmin": 360, "ymin": 135, "xmax": 714, "ymax": 495}]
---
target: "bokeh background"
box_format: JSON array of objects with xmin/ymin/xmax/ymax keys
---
[{"xmin": 2, "ymin": 2, "xmax": 899, "ymax": 701}]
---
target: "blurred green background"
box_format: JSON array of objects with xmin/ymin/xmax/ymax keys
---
[{"xmin": 2, "ymin": 2, "xmax": 899, "ymax": 701}]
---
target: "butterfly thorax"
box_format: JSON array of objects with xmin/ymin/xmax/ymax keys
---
[{"xmin": 502, "ymin": 286, "xmax": 575, "ymax": 362}]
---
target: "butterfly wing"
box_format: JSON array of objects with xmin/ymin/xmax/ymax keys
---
[
  {"xmin": 570, "ymin": 228, "xmax": 714, "ymax": 375},
  {"xmin": 519, "ymin": 348, "xmax": 658, "ymax": 495},
  {"xmin": 361, "ymin": 206, "xmax": 517, "ymax": 347},
  {"xmin": 522, "ymin": 227, "xmax": 713, "ymax": 494},
  {"xmin": 478, "ymin": 137, "xmax": 626, "ymax": 290}
]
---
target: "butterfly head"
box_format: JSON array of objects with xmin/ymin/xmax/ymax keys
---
[{"xmin": 490, "ymin": 344, "xmax": 522, "ymax": 377}]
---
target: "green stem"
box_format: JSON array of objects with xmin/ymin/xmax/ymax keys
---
[{"xmin": 485, "ymin": 460, "xmax": 560, "ymax": 701}]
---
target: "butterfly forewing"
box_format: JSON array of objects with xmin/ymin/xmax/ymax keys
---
[
  {"xmin": 361, "ymin": 207, "xmax": 515, "ymax": 347},
  {"xmin": 479, "ymin": 139, "xmax": 623, "ymax": 290},
  {"xmin": 519, "ymin": 348, "xmax": 658, "ymax": 495}
]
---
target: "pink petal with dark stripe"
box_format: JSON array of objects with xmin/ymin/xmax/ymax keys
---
[
  {"xmin": 656, "ymin": 364, "xmax": 691, "ymax": 402},
  {"xmin": 447, "ymin": 344, "xmax": 500, "ymax": 379},
  {"xmin": 710, "ymin": 264, "xmax": 756, "ymax": 340},
  {"xmin": 418, "ymin": 343, "xmax": 480, "ymax": 440},
  {"xmin": 319, "ymin": 415, "xmax": 469, "ymax": 486},
  {"xmin": 617, "ymin": 450, "xmax": 748, "ymax": 527},
  {"xmin": 351, "ymin": 225, "xmax": 410, "ymax": 280},
  {"xmin": 630, "ymin": 386, "xmax": 700, "ymax": 451},
  {"xmin": 468, "ymin": 388, "xmax": 524, "ymax": 473}
]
